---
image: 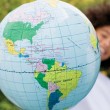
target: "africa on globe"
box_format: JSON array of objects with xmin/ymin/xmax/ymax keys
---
[{"xmin": 0, "ymin": 0, "xmax": 100, "ymax": 110}]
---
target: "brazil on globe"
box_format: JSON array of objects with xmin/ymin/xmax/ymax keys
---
[{"xmin": 0, "ymin": 0, "xmax": 100, "ymax": 110}]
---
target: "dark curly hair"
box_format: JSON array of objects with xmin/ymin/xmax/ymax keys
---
[
  {"xmin": 85, "ymin": 2, "xmax": 110, "ymax": 77},
  {"xmin": 85, "ymin": 2, "xmax": 110, "ymax": 29}
]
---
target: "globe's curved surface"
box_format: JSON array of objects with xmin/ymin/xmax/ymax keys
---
[{"xmin": 0, "ymin": 0, "xmax": 100, "ymax": 110}]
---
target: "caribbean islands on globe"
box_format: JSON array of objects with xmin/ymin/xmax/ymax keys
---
[{"xmin": 0, "ymin": 0, "xmax": 100, "ymax": 110}]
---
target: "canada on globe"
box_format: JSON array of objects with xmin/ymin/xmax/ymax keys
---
[{"xmin": 0, "ymin": 0, "xmax": 100, "ymax": 110}]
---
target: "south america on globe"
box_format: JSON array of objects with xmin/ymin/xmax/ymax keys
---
[{"xmin": 0, "ymin": 0, "xmax": 100, "ymax": 110}]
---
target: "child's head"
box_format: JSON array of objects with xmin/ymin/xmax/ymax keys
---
[{"xmin": 85, "ymin": 3, "xmax": 110, "ymax": 61}]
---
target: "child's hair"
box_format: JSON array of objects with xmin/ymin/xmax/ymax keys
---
[{"xmin": 85, "ymin": 2, "xmax": 110, "ymax": 29}]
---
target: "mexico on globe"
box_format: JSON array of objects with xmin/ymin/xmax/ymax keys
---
[{"xmin": 0, "ymin": 0, "xmax": 100, "ymax": 110}]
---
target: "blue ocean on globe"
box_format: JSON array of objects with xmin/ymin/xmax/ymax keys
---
[{"xmin": 0, "ymin": 0, "xmax": 100, "ymax": 110}]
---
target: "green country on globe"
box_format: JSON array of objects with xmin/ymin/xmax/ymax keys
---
[{"xmin": 0, "ymin": 0, "xmax": 100, "ymax": 110}]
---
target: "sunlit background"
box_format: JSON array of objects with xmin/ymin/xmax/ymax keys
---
[
  {"xmin": 0, "ymin": 0, "xmax": 109, "ymax": 109},
  {"xmin": 0, "ymin": 0, "xmax": 109, "ymax": 21}
]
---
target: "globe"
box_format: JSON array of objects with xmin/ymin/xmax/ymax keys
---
[{"xmin": 0, "ymin": 0, "xmax": 100, "ymax": 110}]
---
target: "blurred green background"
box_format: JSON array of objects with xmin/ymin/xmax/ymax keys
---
[
  {"xmin": 0, "ymin": 0, "xmax": 109, "ymax": 21},
  {"xmin": 0, "ymin": 0, "xmax": 109, "ymax": 110}
]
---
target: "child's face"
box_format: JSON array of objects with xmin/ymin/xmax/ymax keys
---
[{"xmin": 96, "ymin": 26, "xmax": 110, "ymax": 61}]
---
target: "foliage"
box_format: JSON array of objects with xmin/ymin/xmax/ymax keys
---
[
  {"xmin": 0, "ymin": 0, "xmax": 34, "ymax": 21},
  {"xmin": 0, "ymin": 92, "xmax": 20, "ymax": 110},
  {"xmin": 64, "ymin": 0, "xmax": 109, "ymax": 11},
  {"xmin": 0, "ymin": 0, "xmax": 109, "ymax": 21}
]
